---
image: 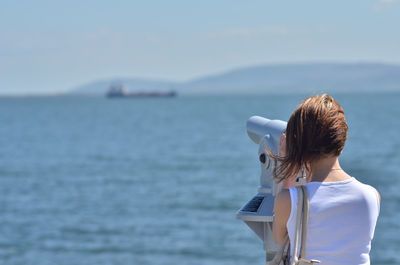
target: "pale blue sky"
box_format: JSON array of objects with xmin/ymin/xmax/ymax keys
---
[{"xmin": 1, "ymin": 0, "xmax": 399, "ymax": 94}]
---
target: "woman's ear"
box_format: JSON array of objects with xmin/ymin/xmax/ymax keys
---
[{"xmin": 305, "ymin": 163, "xmax": 312, "ymax": 182}]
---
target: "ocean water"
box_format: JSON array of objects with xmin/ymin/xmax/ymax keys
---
[{"xmin": 0, "ymin": 93, "xmax": 399, "ymax": 265}]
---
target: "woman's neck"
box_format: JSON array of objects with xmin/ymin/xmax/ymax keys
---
[{"xmin": 308, "ymin": 156, "xmax": 350, "ymax": 182}]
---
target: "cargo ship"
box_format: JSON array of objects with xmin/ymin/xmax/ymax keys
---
[{"xmin": 106, "ymin": 85, "xmax": 177, "ymax": 98}]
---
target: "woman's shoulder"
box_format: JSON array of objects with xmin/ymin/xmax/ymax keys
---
[
  {"xmin": 353, "ymin": 178, "xmax": 381, "ymax": 200},
  {"xmin": 348, "ymin": 178, "xmax": 381, "ymax": 212},
  {"xmin": 374, "ymin": 187, "xmax": 381, "ymax": 203},
  {"xmin": 362, "ymin": 182, "xmax": 381, "ymax": 205}
]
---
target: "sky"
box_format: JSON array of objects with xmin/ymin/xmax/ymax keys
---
[{"xmin": 1, "ymin": 0, "xmax": 400, "ymax": 95}]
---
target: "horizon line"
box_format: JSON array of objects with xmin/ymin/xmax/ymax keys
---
[{"xmin": 2, "ymin": 60, "xmax": 400, "ymax": 96}]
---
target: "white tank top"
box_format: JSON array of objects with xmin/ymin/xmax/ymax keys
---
[{"xmin": 287, "ymin": 177, "xmax": 380, "ymax": 265}]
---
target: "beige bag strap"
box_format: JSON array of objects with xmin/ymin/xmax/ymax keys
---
[
  {"xmin": 290, "ymin": 186, "xmax": 304, "ymax": 265},
  {"xmin": 295, "ymin": 186, "xmax": 321, "ymax": 265},
  {"xmin": 299, "ymin": 185, "xmax": 309, "ymax": 259}
]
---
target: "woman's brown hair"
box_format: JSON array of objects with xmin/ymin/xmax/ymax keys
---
[{"xmin": 272, "ymin": 94, "xmax": 348, "ymax": 182}]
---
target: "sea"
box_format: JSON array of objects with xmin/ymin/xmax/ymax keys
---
[{"xmin": 0, "ymin": 93, "xmax": 399, "ymax": 265}]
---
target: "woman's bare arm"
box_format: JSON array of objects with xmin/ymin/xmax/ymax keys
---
[{"xmin": 272, "ymin": 189, "xmax": 291, "ymax": 245}]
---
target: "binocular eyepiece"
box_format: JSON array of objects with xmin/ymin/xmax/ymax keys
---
[{"xmin": 247, "ymin": 116, "xmax": 287, "ymax": 146}]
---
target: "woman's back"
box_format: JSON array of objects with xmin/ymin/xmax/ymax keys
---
[
  {"xmin": 287, "ymin": 178, "xmax": 380, "ymax": 265},
  {"xmin": 271, "ymin": 95, "xmax": 380, "ymax": 264}
]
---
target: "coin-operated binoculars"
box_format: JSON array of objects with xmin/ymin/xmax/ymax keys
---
[{"xmin": 236, "ymin": 116, "xmax": 287, "ymax": 262}]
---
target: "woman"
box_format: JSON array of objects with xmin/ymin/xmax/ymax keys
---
[{"xmin": 272, "ymin": 94, "xmax": 380, "ymax": 265}]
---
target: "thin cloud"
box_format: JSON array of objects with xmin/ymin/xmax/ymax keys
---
[
  {"xmin": 379, "ymin": 0, "xmax": 399, "ymax": 3},
  {"xmin": 373, "ymin": 0, "xmax": 400, "ymax": 11},
  {"xmin": 222, "ymin": 26, "xmax": 289, "ymax": 37},
  {"xmin": 375, "ymin": 0, "xmax": 400, "ymax": 9},
  {"xmin": 206, "ymin": 25, "xmax": 330, "ymax": 40}
]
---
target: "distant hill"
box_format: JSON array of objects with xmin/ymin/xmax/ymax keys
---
[{"xmin": 70, "ymin": 63, "xmax": 400, "ymax": 95}]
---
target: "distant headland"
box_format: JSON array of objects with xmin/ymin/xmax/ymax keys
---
[{"xmin": 70, "ymin": 62, "xmax": 400, "ymax": 95}]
